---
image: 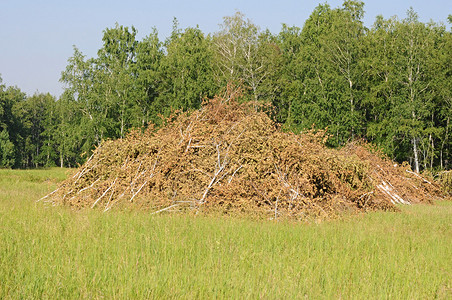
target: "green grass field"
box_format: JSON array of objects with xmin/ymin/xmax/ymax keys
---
[{"xmin": 0, "ymin": 168, "xmax": 451, "ymax": 299}]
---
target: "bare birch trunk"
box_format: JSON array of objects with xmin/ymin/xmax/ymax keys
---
[{"xmin": 413, "ymin": 137, "xmax": 420, "ymax": 173}]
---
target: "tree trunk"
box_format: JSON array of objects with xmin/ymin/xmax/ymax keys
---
[
  {"xmin": 413, "ymin": 137, "xmax": 420, "ymax": 173},
  {"xmin": 429, "ymin": 133, "xmax": 434, "ymax": 169},
  {"xmin": 440, "ymin": 116, "xmax": 449, "ymax": 169}
]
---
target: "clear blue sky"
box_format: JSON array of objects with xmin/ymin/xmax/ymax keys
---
[{"xmin": 1, "ymin": 0, "xmax": 451, "ymax": 97}]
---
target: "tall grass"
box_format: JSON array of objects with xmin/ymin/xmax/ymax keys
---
[{"xmin": 0, "ymin": 169, "xmax": 451, "ymax": 299}]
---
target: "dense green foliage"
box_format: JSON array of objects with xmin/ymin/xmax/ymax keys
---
[
  {"xmin": 0, "ymin": 1, "xmax": 451, "ymax": 171},
  {"xmin": 0, "ymin": 169, "xmax": 451, "ymax": 298}
]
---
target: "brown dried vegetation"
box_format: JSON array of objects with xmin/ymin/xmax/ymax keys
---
[
  {"xmin": 437, "ymin": 170, "xmax": 452, "ymax": 195},
  {"xmin": 42, "ymin": 86, "xmax": 448, "ymax": 220}
]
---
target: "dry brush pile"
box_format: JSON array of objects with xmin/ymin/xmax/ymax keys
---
[{"xmin": 41, "ymin": 86, "xmax": 449, "ymax": 220}]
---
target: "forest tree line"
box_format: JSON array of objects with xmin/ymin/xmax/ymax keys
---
[{"xmin": 1, "ymin": 1, "xmax": 451, "ymax": 172}]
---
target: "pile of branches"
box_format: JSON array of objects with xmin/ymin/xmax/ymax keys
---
[{"xmin": 42, "ymin": 86, "xmax": 447, "ymax": 220}]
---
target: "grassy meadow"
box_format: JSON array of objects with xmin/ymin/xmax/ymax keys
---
[{"xmin": 0, "ymin": 168, "xmax": 451, "ymax": 299}]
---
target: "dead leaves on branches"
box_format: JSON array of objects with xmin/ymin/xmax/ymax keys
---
[{"xmin": 43, "ymin": 85, "xmax": 448, "ymax": 220}]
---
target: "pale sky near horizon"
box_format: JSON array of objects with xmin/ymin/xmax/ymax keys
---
[{"xmin": 1, "ymin": 0, "xmax": 451, "ymax": 97}]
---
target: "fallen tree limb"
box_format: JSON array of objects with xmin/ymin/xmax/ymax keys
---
[
  {"xmin": 91, "ymin": 177, "xmax": 117, "ymax": 208},
  {"xmin": 151, "ymin": 204, "xmax": 180, "ymax": 215},
  {"xmin": 406, "ymin": 170, "xmax": 432, "ymax": 185},
  {"xmin": 36, "ymin": 187, "xmax": 61, "ymax": 202}
]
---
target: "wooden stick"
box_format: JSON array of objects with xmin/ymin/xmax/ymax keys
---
[
  {"xmin": 377, "ymin": 181, "xmax": 410, "ymax": 205},
  {"xmin": 274, "ymin": 189, "xmax": 283, "ymax": 220},
  {"xmin": 199, "ymin": 174, "xmax": 218, "ymax": 205},
  {"xmin": 71, "ymin": 152, "xmax": 95, "ymax": 179},
  {"xmin": 406, "ymin": 170, "xmax": 432, "ymax": 185},
  {"xmin": 151, "ymin": 204, "xmax": 180, "ymax": 215},
  {"xmin": 228, "ymin": 165, "xmax": 242, "ymax": 184},
  {"xmin": 91, "ymin": 177, "xmax": 117, "ymax": 208},
  {"xmin": 77, "ymin": 178, "xmax": 100, "ymax": 194},
  {"xmin": 36, "ymin": 187, "xmax": 60, "ymax": 202},
  {"xmin": 129, "ymin": 180, "xmax": 148, "ymax": 202},
  {"xmin": 103, "ymin": 185, "xmax": 116, "ymax": 212}
]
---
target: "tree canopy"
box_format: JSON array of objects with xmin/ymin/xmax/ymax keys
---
[{"xmin": 1, "ymin": 1, "xmax": 451, "ymax": 172}]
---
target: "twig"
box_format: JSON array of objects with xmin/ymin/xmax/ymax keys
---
[
  {"xmin": 72, "ymin": 152, "xmax": 95, "ymax": 178},
  {"xmin": 62, "ymin": 189, "xmax": 73, "ymax": 200},
  {"xmin": 121, "ymin": 156, "xmax": 130, "ymax": 170},
  {"xmin": 91, "ymin": 177, "xmax": 117, "ymax": 208},
  {"xmin": 132, "ymin": 161, "xmax": 143, "ymax": 183},
  {"xmin": 129, "ymin": 159, "xmax": 158, "ymax": 203},
  {"xmin": 359, "ymin": 191, "xmax": 374, "ymax": 199},
  {"xmin": 199, "ymin": 172, "xmax": 220, "ymax": 204},
  {"xmin": 274, "ymin": 188, "xmax": 282, "ymax": 220},
  {"xmin": 77, "ymin": 178, "xmax": 100, "ymax": 194},
  {"xmin": 377, "ymin": 181, "xmax": 410, "ymax": 205},
  {"xmin": 406, "ymin": 170, "xmax": 432, "ymax": 185},
  {"xmin": 228, "ymin": 165, "xmax": 243, "ymax": 184},
  {"xmin": 129, "ymin": 180, "xmax": 148, "ymax": 202},
  {"xmin": 358, "ymin": 191, "xmax": 373, "ymax": 207},
  {"xmin": 198, "ymin": 142, "xmax": 228, "ymax": 204},
  {"xmin": 36, "ymin": 187, "xmax": 60, "ymax": 202},
  {"xmin": 130, "ymin": 170, "xmax": 146, "ymax": 193},
  {"xmin": 103, "ymin": 185, "xmax": 116, "ymax": 212},
  {"xmin": 73, "ymin": 159, "xmax": 103, "ymax": 185},
  {"xmin": 185, "ymin": 137, "xmax": 192, "ymax": 153},
  {"xmin": 151, "ymin": 204, "xmax": 180, "ymax": 215}
]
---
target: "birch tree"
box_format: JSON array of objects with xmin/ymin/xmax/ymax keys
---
[{"xmin": 213, "ymin": 12, "xmax": 277, "ymax": 102}]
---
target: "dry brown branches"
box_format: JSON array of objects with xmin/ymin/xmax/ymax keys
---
[{"xmin": 44, "ymin": 85, "xmax": 448, "ymax": 220}]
